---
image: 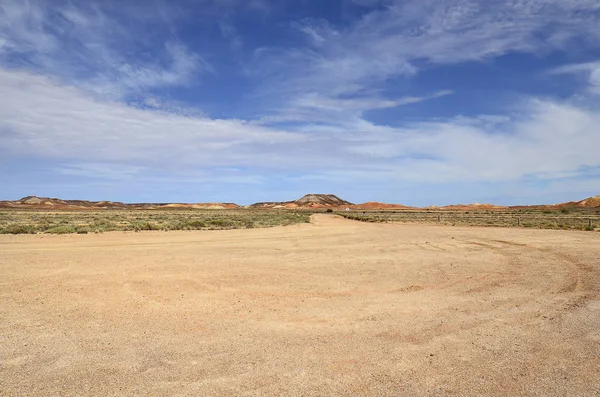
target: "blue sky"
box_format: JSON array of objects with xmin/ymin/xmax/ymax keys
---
[{"xmin": 0, "ymin": 0, "xmax": 599, "ymax": 205}]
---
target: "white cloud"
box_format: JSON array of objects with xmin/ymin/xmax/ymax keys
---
[
  {"xmin": 0, "ymin": 0, "xmax": 58, "ymax": 55},
  {"xmin": 1, "ymin": 67, "xmax": 598, "ymax": 186},
  {"xmin": 0, "ymin": 69, "xmax": 305, "ymax": 167},
  {"xmin": 1, "ymin": 0, "xmax": 599, "ymax": 202}
]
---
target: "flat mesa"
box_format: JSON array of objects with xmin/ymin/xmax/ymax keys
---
[{"xmin": 1, "ymin": 215, "xmax": 599, "ymax": 396}]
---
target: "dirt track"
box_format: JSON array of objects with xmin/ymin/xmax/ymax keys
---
[{"xmin": 1, "ymin": 215, "xmax": 599, "ymax": 396}]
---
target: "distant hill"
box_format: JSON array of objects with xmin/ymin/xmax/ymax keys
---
[
  {"xmin": 442, "ymin": 202, "xmax": 506, "ymax": 210},
  {"xmin": 509, "ymin": 195, "xmax": 600, "ymax": 210},
  {"xmin": 1, "ymin": 194, "xmax": 598, "ymax": 210},
  {"xmin": 351, "ymin": 202, "xmax": 413, "ymax": 210},
  {"xmin": 0, "ymin": 196, "xmax": 240, "ymax": 210},
  {"xmin": 436, "ymin": 196, "xmax": 600, "ymax": 210},
  {"xmin": 565, "ymin": 195, "xmax": 600, "ymax": 208}
]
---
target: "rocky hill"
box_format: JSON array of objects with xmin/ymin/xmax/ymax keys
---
[
  {"xmin": 251, "ymin": 194, "xmax": 353, "ymax": 209},
  {"xmin": 295, "ymin": 194, "xmax": 353, "ymax": 207}
]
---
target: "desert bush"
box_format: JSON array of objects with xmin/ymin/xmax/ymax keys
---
[
  {"xmin": 208, "ymin": 219, "xmax": 234, "ymax": 227},
  {"xmin": 186, "ymin": 220, "xmax": 206, "ymax": 229},
  {"xmin": 46, "ymin": 225, "xmax": 77, "ymax": 234},
  {"xmin": 1, "ymin": 224, "xmax": 37, "ymax": 234},
  {"xmin": 134, "ymin": 222, "xmax": 161, "ymax": 231}
]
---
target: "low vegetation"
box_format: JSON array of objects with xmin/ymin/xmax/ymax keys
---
[
  {"xmin": 0, "ymin": 209, "xmax": 312, "ymax": 234},
  {"xmin": 339, "ymin": 208, "xmax": 600, "ymax": 231},
  {"xmin": 2, "ymin": 207, "xmax": 598, "ymax": 234}
]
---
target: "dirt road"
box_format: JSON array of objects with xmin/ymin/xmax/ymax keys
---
[{"xmin": 1, "ymin": 215, "xmax": 599, "ymax": 396}]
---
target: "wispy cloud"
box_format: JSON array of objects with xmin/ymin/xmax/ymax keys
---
[
  {"xmin": 219, "ymin": 19, "xmax": 244, "ymax": 50},
  {"xmin": 549, "ymin": 61, "xmax": 600, "ymax": 95},
  {"xmin": 254, "ymin": 90, "xmax": 453, "ymax": 125},
  {"xmin": 0, "ymin": 0, "xmax": 208, "ymax": 100},
  {"xmin": 55, "ymin": 163, "xmax": 146, "ymax": 180},
  {"xmin": 294, "ymin": 90, "xmax": 453, "ymax": 112},
  {"xmin": 250, "ymin": 0, "xmax": 600, "ymax": 119}
]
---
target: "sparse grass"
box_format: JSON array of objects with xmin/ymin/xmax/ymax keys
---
[
  {"xmin": 0, "ymin": 209, "xmax": 312, "ymax": 234},
  {"xmin": 339, "ymin": 208, "xmax": 600, "ymax": 231}
]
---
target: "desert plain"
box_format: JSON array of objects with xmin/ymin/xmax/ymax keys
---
[{"xmin": 1, "ymin": 214, "xmax": 599, "ymax": 396}]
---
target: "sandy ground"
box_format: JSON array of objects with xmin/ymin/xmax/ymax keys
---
[{"xmin": 1, "ymin": 214, "xmax": 599, "ymax": 396}]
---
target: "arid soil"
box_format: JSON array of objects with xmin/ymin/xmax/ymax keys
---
[{"xmin": 1, "ymin": 215, "xmax": 599, "ymax": 396}]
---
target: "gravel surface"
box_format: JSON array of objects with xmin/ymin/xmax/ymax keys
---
[{"xmin": 1, "ymin": 215, "xmax": 599, "ymax": 396}]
